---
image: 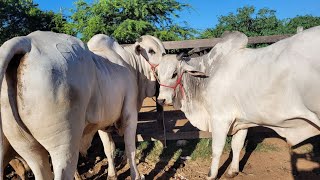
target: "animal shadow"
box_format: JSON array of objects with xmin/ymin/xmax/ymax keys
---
[
  {"xmin": 218, "ymin": 127, "xmax": 320, "ymax": 179},
  {"xmin": 290, "ymin": 135, "xmax": 320, "ymax": 180},
  {"xmin": 218, "ymin": 127, "xmax": 280, "ymax": 178}
]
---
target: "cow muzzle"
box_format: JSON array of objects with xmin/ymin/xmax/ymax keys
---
[{"xmin": 156, "ymin": 99, "xmax": 166, "ymax": 106}]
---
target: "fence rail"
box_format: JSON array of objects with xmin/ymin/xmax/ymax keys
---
[
  {"xmin": 162, "ymin": 34, "xmax": 292, "ymax": 50},
  {"xmin": 122, "ymin": 34, "xmax": 292, "ymax": 50}
]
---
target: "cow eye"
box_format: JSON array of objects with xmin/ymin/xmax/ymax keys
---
[
  {"xmin": 172, "ymin": 72, "xmax": 178, "ymax": 79},
  {"xmin": 148, "ymin": 49, "xmax": 155, "ymax": 54}
]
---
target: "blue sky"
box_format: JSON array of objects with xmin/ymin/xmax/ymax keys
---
[{"xmin": 34, "ymin": 0, "xmax": 320, "ymax": 31}]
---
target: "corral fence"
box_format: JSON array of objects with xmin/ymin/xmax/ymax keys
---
[{"xmin": 114, "ymin": 27, "xmax": 303, "ymax": 143}]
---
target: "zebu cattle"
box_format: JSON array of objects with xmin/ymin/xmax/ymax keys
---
[
  {"xmin": 82, "ymin": 34, "xmax": 165, "ymax": 178},
  {"xmin": 156, "ymin": 26, "xmax": 320, "ymax": 179},
  {"xmin": 0, "ymin": 31, "xmax": 164, "ymax": 180}
]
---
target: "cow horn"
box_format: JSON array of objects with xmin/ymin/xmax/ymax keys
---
[
  {"xmin": 176, "ymin": 52, "xmax": 187, "ymax": 61},
  {"xmin": 187, "ymin": 48, "xmax": 196, "ymax": 56}
]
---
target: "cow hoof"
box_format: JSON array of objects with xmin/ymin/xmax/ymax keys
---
[
  {"xmin": 107, "ymin": 175, "xmax": 117, "ymax": 180},
  {"xmin": 138, "ymin": 174, "xmax": 145, "ymax": 180},
  {"xmin": 207, "ymin": 171, "xmax": 219, "ymax": 180},
  {"xmin": 206, "ymin": 176, "xmax": 218, "ymax": 180},
  {"xmin": 225, "ymin": 172, "xmax": 239, "ymax": 178}
]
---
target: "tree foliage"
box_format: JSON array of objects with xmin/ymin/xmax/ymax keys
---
[
  {"xmin": 69, "ymin": 0, "xmax": 196, "ymax": 43},
  {"xmin": 2, "ymin": 2, "xmax": 320, "ymax": 46},
  {"xmin": 284, "ymin": 15, "xmax": 320, "ymax": 34},
  {"xmin": 201, "ymin": 6, "xmax": 320, "ymax": 38},
  {"xmin": 0, "ymin": 0, "xmax": 69, "ymax": 44}
]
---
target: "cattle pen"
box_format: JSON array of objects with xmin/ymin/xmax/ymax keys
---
[{"xmin": 6, "ymin": 27, "xmax": 320, "ymax": 180}]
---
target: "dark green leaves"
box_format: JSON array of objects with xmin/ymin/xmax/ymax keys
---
[
  {"xmin": 200, "ymin": 6, "xmax": 320, "ymax": 39},
  {"xmin": 69, "ymin": 0, "xmax": 196, "ymax": 43},
  {"xmin": 0, "ymin": 0, "xmax": 69, "ymax": 44}
]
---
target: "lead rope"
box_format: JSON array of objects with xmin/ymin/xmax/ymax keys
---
[
  {"xmin": 161, "ymin": 107, "xmax": 167, "ymax": 148},
  {"xmin": 142, "ymin": 54, "xmax": 167, "ymax": 148}
]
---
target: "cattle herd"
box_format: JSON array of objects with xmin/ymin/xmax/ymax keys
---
[{"xmin": 0, "ymin": 26, "xmax": 319, "ymax": 180}]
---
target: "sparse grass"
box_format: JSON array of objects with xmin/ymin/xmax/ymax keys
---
[
  {"xmin": 190, "ymin": 139, "xmax": 212, "ymax": 159},
  {"xmin": 172, "ymin": 149, "xmax": 183, "ymax": 161},
  {"xmin": 118, "ymin": 137, "xmax": 281, "ymax": 164},
  {"xmin": 145, "ymin": 141, "xmax": 164, "ymax": 163},
  {"xmin": 224, "ymin": 136, "xmax": 232, "ymax": 152},
  {"xmin": 253, "ymin": 142, "xmax": 279, "ymax": 152},
  {"xmin": 136, "ymin": 141, "xmax": 150, "ymax": 160},
  {"xmin": 137, "ymin": 141, "xmax": 149, "ymax": 151},
  {"xmin": 292, "ymin": 143, "xmax": 313, "ymax": 154}
]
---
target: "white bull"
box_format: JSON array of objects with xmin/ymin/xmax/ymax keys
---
[
  {"xmin": 156, "ymin": 26, "xmax": 320, "ymax": 179},
  {"xmin": 82, "ymin": 34, "xmax": 166, "ymax": 178},
  {"xmin": 0, "ymin": 31, "xmax": 165, "ymax": 180}
]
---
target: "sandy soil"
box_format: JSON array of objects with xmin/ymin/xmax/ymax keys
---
[
  {"xmin": 5, "ymin": 98, "xmax": 320, "ymax": 180},
  {"xmin": 71, "ymin": 137, "xmax": 320, "ymax": 180}
]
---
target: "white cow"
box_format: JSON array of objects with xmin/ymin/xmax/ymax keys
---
[
  {"xmin": 0, "ymin": 31, "xmax": 165, "ymax": 180},
  {"xmin": 81, "ymin": 34, "xmax": 165, "ymax": 178},
  {"xmin": 156, "ymin": 26, "xmax": 320, "ymax": 179}
]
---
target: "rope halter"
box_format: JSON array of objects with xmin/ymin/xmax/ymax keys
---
[{"xmin": 158, "ymin": 72, "xmax": 185, "ymax": 97}]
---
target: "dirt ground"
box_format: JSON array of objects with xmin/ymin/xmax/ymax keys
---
[
  {"xmin": 5, "ymin": 98, "xmax": 320, "ymax": 180},
  {"xmin": 76, "ymin": 98, "xmax": 320, "ymax": 180},
  {"xmin": 71, "ymin": 137, "xmax": 320, "ymax": 180}
]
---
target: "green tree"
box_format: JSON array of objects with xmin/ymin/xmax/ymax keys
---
[
  {"xmin": 201, "ymin": 6, "xmax": 284, "ymax": 38},
  {"xmin": 69, "ymin": 0, "xmax": 196, "ymax": 43},
  {"xmin": 200, "ymin": 6, "xmax": 320, "ymax": 39},
  {"xmin": 284, "ymin": 15, "xmax": 320, "ymax": 34},
  {"xmin": 0, "ymin": 0, "xmax": 70, "ymax": 44}
]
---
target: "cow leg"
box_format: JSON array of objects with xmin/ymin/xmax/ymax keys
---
[
  {"xmin": 208, "ymin": 119, "xmax": 231, "ymax": 180},
  {"xmin": 3, "ymin": 138, "xmax": 51, "ymax": 180},
  {"xmin": 226, "ymin": 129, "xmax": 248, "ymax": 178},
  {"xmin": 2, "ymin": 105, "xmax": 52, "ymax": 179},
  {"xmin": 123, "ymin": 111, "xmax": 143, "ymax": 180},
  {"xmin": 98, "ymin": 130, "xmax": 117, "ymax": 179},
  {"xmin": 3, "ymin": 139, "xmax": 30, "ymax": 180},
  {"xmin": 48, "ymin": 139, "xmax": 80, "ymax": 180},
  {"xmin": 47, "ymin": 126, "xmax": 82, "ymax": 180},
  {"xmin": 8, "ymin": 142, "xmax": 52, "ymax": 180},
  {"xmin": 1, "ymin": 80, "xmax": 53, "ymax": 180}
]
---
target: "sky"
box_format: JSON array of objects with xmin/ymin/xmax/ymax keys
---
[{"xmin": 34, "ymin": 0, "xmax": 320, "ymax": 31}]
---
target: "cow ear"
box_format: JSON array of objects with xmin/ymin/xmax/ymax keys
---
[
  {"xmin": 181, "ymin": 61, "xmax": 208, "ymax": 78},
  {"xmin": 176, "ymin": 52, "xmax": 190, "ymax": 61},
  {"xmin": 186, "ymin": 70, "xmax": 208, "ymax": 78},
  {"xmin": 176, "ymin": 52, "xmax": 186, "ymax": 61},
  {"xmin": 134, "ymin": 43, "xmax": 142, "ymax": 55}
]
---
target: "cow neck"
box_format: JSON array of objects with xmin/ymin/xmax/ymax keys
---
[
  {"xmin": 123, "ymin": 45, "xmax": 156, "ymax": 80},
  {"xmin": 178, "ymin": 48, "xmax": 224, "ymax": 124},
  {"xmin": 178, "ymin": 58, "xmax": 209, "ymax": 114},
  {"xmin": 123, "ymin": 45, "xmax": 157, "ymax": 106}
]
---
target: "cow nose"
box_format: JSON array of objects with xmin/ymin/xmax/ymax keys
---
[{"xmin": 157, "ymin": 99, "xmax": 165, "ymax": 106}]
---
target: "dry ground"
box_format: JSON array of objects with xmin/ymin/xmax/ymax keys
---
[
  {"xmin": 71, "ymin": 136, "xmax": 320, "ymax": 180},
  {"xmin": 5, "ymin": 98, "xmax": 320, "ymax": 180}
]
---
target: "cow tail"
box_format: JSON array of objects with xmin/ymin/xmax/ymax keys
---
[{"xmin": 0, "ymin": 37, "xmax": 31, "ymax": 179}]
